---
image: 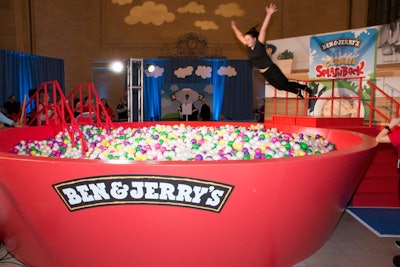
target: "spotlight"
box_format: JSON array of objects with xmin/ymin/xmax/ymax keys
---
[
  {"xmin": 147, "ymin": 64, "xmax": 155, "ymax": 73},
  {"xmin": 109, "ymin": 61, "xmax": 124, "ymax": 73}
]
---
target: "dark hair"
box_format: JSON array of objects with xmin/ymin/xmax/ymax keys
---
[
  {"xmin": 101, "ymin": 98, "xmax": 110, "ymax": 107},
  {"xmin": 245, "ymin": 25, "xmax": 259, "ymax": 38}
]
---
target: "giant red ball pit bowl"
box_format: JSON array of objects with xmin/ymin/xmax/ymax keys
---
[{"xmin": 0, "ymin": 121, "xmax": 377, "ymax": 267}]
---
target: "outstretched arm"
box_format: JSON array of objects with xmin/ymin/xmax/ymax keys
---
[
  {"xmin": 258, "ymin": 3, "xmax": 278, "ymax": 44},
  {"xmin": 376, "ymin": 117, "xmax": 400, "ymax": 143},
  {"xmin": 230, "ymin": 20, "xmax": 246, "ymax": 45}
]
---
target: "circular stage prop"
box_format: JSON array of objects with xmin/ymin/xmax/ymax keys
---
[{"xmin": 0, "ymin": 121, "xmax": 377, "ymax": 267}]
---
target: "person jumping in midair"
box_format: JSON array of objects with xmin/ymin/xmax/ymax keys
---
[{"xmin": 231, "ymin": 3, "xmax": 312, "ymax": 99}]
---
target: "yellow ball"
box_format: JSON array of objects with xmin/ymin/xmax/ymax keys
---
[{"xmin": 232, "ymin": 142, "xmax": 243, "ymax": 151}]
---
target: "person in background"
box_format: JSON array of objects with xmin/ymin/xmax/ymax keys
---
[
  {"xmin": 0, "ymin": 111, "xmax": 22, "ymax": 128},
  {"xmin": 256, "ymin": 98, "xmax": 265, "ymax": 122},
  {"xmin": 73, "ymin": 98, "xmax": 81, "ymax": 118},
  {"xmin": 116, "ymin": 96, "xmax": 128, "ymax": 121},
  {"xmin": 199, "ymin": 97, "xmax": 211, "ymax": 121},
  {"xmin": 375, "ymin": 118, "xmax": 400, "ymax": 267},
  {"xmin": 82, "ymin": 96, "xmax": 93, "ymax": 113},
  {"xmin": 2, "ymin": 95, "xmax": 21, "ymax": 121},
  {"xmin": 178, "ymin": 103, "xmax": 198, "ymax": 121},
  {"xmin": 38, "ymin": 91, "xmax": 53, "ymax": 125},
  {"xmin": 230, "ymin": 3, "xmax": 312, "ymax": 99},
  {"xmin": 100, "ymin": 98, "xmax": 115, "ymax": 122}
]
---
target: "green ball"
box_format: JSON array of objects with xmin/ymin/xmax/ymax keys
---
[{"xmin": 300, "ymin": 142, "xmax": 308, "ymax": 150}]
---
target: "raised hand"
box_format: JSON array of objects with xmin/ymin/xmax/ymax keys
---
[
  {"xmin": 266, "ymin": 3, "xmax": 278, "ymax": 15},
  {"xmin": 231, "ymin": 20, "xmax": 237, "ymax": 28},
  {"xmin": 389, "ymin": 118, "xmax": 400, "ymax": 128}
]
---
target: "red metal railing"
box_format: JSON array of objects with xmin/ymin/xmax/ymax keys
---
[
  {"xmin": 65, "ymin": 83, "xmax": 114, "ymax": 129},
  {"xmin": 272, "ymin": 90, "xmax": 306, "ymax": 117},
  {"xmin": 270, "ymin": 76, "xmax": 364, "ymax": 118},
  {"xmin": 20, "ymin": 81, "xmax": 88, "ymax": 152},
  {"xmin": 268, "ymin": 76, "xmax": 400, "ymax": 127},
  {"xmin": 365, "ymin": 80, "xmax": 400, "ymax": 127},
  {"xmin": 19, "ymin": 81, "xmax": 114, "ymax": 155}
]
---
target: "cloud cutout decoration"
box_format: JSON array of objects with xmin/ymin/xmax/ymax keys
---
[
  {"xmin": 145, "ymin": 66, "xmax": 164, "ymax": 78},
  {"xmin": 217, "ymin": 66, "xmax": 237, "ymax": 77},
  {"xmin": 204, "ymin": 84, "xmax": 214, "ymax": 94},
  {"xmin": 170, "ymin": 84, "xmax": 180, "ymax": 92},
  {"xmin": 195, "ymin": 65, "xmax": 212, "ymax": 79},
  {"xmin": 352, "ymin": 29, "xmax": 369, "ymax": 38},
  {"xmin": 177, "ymin": 1, "xmax": 205, "ymax": 14},
  {"xmin": 124, "ymin": 1, "xmax": 175, "ymax": 26},
  {"xmin": 195, "ymin": 20, "xmax": 219, "ymax": 30},
  {"xmin": 174, "ymin": 66, "xmax": 194, "ymax": 78},
  {"xmin": 215, "ymin": 3, "xmax": 245, "ymax": 17},
  {"xmin": 112, "ymin": 0, "xmax": 132, "ymax": 5},
  {"xmin": 309, "ymin": 48, "xmax": 317, "ymax": 65}
]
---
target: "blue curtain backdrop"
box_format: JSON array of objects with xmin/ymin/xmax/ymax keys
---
[
  {"xmin": 143, "ymin": 58, "xmax": 253, "ymax": 121},
  {"xmin": 144, "ymin": 58, "xmax": 164, "ymax": 121},
  {"xmin": 0, "ymin": 49, "xmax": 65, "ymax": 112}
]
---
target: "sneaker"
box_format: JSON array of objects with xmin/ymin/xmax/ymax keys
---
[
  {"xmin": 396, "ymin": 240, "xmax": 400, "ymax": 249},
  {"xmin": 297, "ymin": 91, "xmax": 304, "ymax": 99},
  {"xmin": 394, "ymin": 254, "xmax": 400, "ymax": 267},
  {"xmin": 305, "ymin": 86, "xmax": 313, "ymax": 95}
]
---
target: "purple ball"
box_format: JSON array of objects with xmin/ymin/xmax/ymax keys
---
[{"xmin": 254, "ymin": 153, "xmax": 263, "ymax": 159}]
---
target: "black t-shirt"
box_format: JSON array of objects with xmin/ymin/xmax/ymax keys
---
[
  {"xmin": 116, "ymin": 103, "xmax": 128, "ymax": 120},
  {"xmin": 247, "ymin": 40, "xmax": 273, "ymax": 69},
  {"xmin": 3, "ymin": 101, "xmax": 20, "ymax": 115},
  {"xmin": 200, "ymin": 104, "xmax": 211, "ymax": 121}
]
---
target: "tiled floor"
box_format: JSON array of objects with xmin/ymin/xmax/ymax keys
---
[
  {"xmin": 0, "ymin": 245, "xmax": 25, "ymax": 267},
  {"xmin": 0, "ymin": 210, "xmax": 399, "ymax": 267},
  {"xmin": 295, "ymin": 211, "xmax": 399, "ymax": 267}
]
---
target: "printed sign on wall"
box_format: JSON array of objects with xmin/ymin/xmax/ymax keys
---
[{"xmin": 309, "ymin": 28, "xmax": 377, "ymax": 80}]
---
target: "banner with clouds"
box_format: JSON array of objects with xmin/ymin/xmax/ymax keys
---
[{"xmin": 142, "ymin": 58, "xmax": 252, "ymax": 121}]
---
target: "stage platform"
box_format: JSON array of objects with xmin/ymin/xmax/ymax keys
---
[
  {"xmin": 267, "ymin": 116, "xmax": 399, "ymax": 208},
  {"xmin": 270, "ymin": 115, "xmax": 365, "ymax": 128}
]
